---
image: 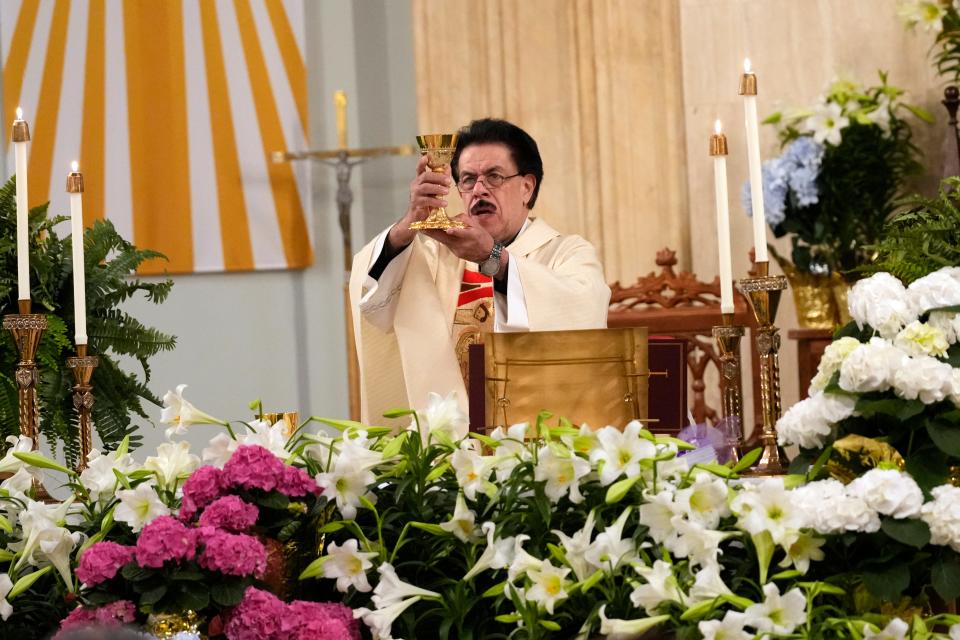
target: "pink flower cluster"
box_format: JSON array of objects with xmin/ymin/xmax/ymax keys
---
[
  {"xmin": 76, "ymin": 541, "xmax": 134, "ymax": 586},
  {"xmin": 134, "ymin": 516, "xmax": 196, "ymax": 568},
  {"xmin": 280, "ymin": 465, "xmax": 322, "ymax": 498},
  {"xmin": 55, "ymin": 600, "xmax": 136, "ymax": 638},
  {"xmin": 197, "ymin": 527, "xmax": 267, "ymax": 577},
  {"xmin": 222, "ymin": 445, "xmax": 287, "ymax": 492},
  {"xmin": 180, "ymin": 465, "xmax": 224, "ymax": 521},
  {"xmin": 198, "ymin": 495, "xmax": 259, "ymax": 532},
  {"xmin": 226, "ymin": 587, "xmax": 359, "ymax": 640}
]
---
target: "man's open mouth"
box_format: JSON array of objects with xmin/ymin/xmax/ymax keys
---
[{"xmin": 471, "ymin": 199, "xmax": 497, "ymax": 215}]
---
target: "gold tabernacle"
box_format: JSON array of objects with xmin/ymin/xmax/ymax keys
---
[
  {"xmin": 483, "ymin": 327, "xmax": 649, "ymax": 432},
  {"xmin": 409, "ymin": 133, "xmax": 466, "ymax": 230}
]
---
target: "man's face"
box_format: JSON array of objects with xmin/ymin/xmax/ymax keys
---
[{"xmin": 456, "ymin": 143, "xmax": 536, "ymax": 244}]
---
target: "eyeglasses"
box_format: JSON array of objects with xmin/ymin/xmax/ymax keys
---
[{"xmin": 457, "ymin": 172, "xmax": 521, "ymax": 191}]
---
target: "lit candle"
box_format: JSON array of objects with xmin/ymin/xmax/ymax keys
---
[
  {"xmin": 67, "ymin": 161, "xmax": 86, "ymax": 345},
  {"xmin": 739, "ymin": 58, "xmax": 768, "ymax": 263},
  {"xmin": 334, "ymin": 90, "xmax": 347, "ymax": 150},
  {"xmin": 12, "ymin": 107, "xmax": 30, "ymax": 301},
  {"xmin": 710, "ymin": 120, "xmax": 734, "ymax": 315}
]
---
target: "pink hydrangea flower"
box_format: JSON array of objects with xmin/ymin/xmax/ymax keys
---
[
  {"xmin": 76, "ymin": 541, "xmax": 135, "ymax": 586},
  {"xmin": 134, "ymin": 516, "xmax": 196, "ymax": 568},
  {"xmin": 278, "ymin": 465, "xmax": 322, "ymax": 498},
  {"xmin": 180, "ymin": 465, "xmax": 223, "ymax": 521},
  {"xmin": 225, "ymin": 587, "xmax": 285, "ymax": 640},
  {"xmin": 54, "ymin": 600, "xmax": 136, "ymax": 638},
  {"xmin": 197, "ymin": 527, "xmax": 267, "ymax": 577},
  {"xmin": 282, "ymin": 601, "xmax": 360, "ymax": 640},
  {"xmin": 198, "ymin": 495, "xmax": 259, "ymax": 532},
  {"xmin": 222, "ymin": 445, "xmax": 286, "ymax": 492},
  {"xmin": 55, "ymin": 607, "xmax": 98, "ymax": 636}
]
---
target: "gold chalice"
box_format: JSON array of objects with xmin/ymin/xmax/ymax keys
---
[{"xmin": 409, "ymin": 133, "xmax": 466, "ymax": 230}]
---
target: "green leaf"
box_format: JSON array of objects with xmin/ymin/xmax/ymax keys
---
[
  {"xmin": 8, "ymin": 566, "xmax": 51, "ymax": 599},
  {"xmin": 140, "ymin": 584, "xmax": 168, "ymax": 606},
  {"xmin": 538, "ymin": 620, "xmax": 561, "ymax": 631},
  {"xmin": 176, "ymin": 582, "xmax": 209, "ymax": 611},
  {"xmin": 314, "ymin": 418, "xmax": 369, "ymax": 432},
  {"xmin": 0, "ymin": 550, "xmax": 14, "ymax": 562},
  {"xmin": 112, "ymin": 467, "xmax": 131, "ymax": 490},
  {"xmin": 468, "ymin": 432, "xmax": 499, "ymax": 449},
  {"xmin": 579, "ymin": 570, "xmax": 604, "ymax": 594},
  {"xmin": 903, "ymin": 103, "xmax": 936, "ymax": 124},
  {"xmin": 382, "ymin": 408, "xmax": 417, "ymax": 419},
  {"xmin": 655, "ymin": 435, "xmax": 695, "ymax": 450},
  {"xmin": 932, "ymin": 554, "xmax": 960, "ymax": 600},
  {"xmin": 881, "ymin": 518, "xmax": 931, "ymax": 549},
  {"xmin": 481, "ymin": 581, "xmax": 506, "ymax": 598},
  {"xmin": 770, "ymin": 569, "xmax": 803, "ymax": 580},
  {"xmin": 410, "ymin": 522, "xmax": 447, "ymax": 536},
  {"xmin": 927, "ymin": 419, "xmax": 960, "ymax": 457},
  {"xmin": 863, "ymin": 562, "xmax": 910, "ymax": 601},
  {"xmin": 605, "ymin": 476, "xmax": 641, "ymax": 504},
  {"xmin": 0, "ymin": 514, "xmax": 11, "ymax": 533},
  {"xmin": 752, "ymin": 531, "xmax": 774, "ymax": 585},
  {"xmin": 319, "ymin": 521, "xmax": 348, "ymax": 534},
  {"xmin": 693, "ymin": 462, "xmax": 733, "ymax": 478},
  {"xmin": 855, "ymin": 397, "xmax": 925, "ymax": 421},
  {"xmin": 211, "ymin": 578, "xmax": 247, "ymax": 606},
  {"xmin": 379, "ymin": 432, "xmax": 407, "ymax": 458},
  {"xmin": 679, "ymin": 598, "xmax": 720, "ymax": 621},
  {"xmin": 12, "ymin": 452, "xmax": 73, "ymax": 476},
  {"xmin": 495, "ymin": 614, "xmax": 522, "ymax": 624},
  {"xmin": 426, "ymin": 462, "xmax": 450, "ymax": 482},
  {"xmin": 732, "ymin": 447, "xmax": 762, "ymax": 473}
]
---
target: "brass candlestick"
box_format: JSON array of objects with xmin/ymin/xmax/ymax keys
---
[
  {"xmin": 409, "ymin": 133, "xmax": 465, "ymax": 230},
  {"xmin": 3, "ymin": 299, "xmax": 51, "ymax": 498},
  {"xmin": 712, "ymin": 313, "xmax": 745, "ymax": 464},
  {"xmin": 738, "ymin": 262, "xmax": 789, "ymax": 475},
  {"xmin": 67, "ymin": 344, "xmax": 98, "ymax": 474}
]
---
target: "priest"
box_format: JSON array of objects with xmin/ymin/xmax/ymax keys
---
[{"xmin": 349, "ymin": 118, "xmax": 610, "ymax": 426}]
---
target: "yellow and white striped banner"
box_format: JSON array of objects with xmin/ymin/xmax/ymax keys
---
[{"xmin": 2, "ymin": 0, "xmax": 312, "ymax": 274}]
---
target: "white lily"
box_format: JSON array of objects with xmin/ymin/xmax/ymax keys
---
[
  {"xmin": 412, "ymin": 391, "xmax": 468, "ymax": 445},
  {"xmin": 201, "ymin": 433, "xmax": 236, "ymax": 468},
  {"xmin": 689, "ymin": 565, "xmax": 735, "ymax": 603},
  {"xmin": 322, "ymin": 539, "xmax": 378, "ymax": 593},
  {"xmin": 675, "ymin": 473, "xmax": 731, "ymax": 528},
  {"xmin": 599, "ymin": 606, "xmax": 671, "ymax": 640},
  {"xmin": 698, "ymin": 611, "xmax": 751, "ymax": 640},
  {"xmin": 315, "ymin": 457, "xmax": 377, "ymax": 521},
  {"xmin": 666, "ymin": 515, "xmax": 730, "ymax": 570},
  {"xmin": 450, "ymin": 446, "xmax": 493, "ymax": 502},
  {"xmin": 0, "ymin": 573, "xmax": 11, "ymax": 621},
  {"xmin": 638, "ymin": 488, "xmax": 681, "ymax": 546},
  {"xmin": 0, "ymin": 435, "xmax": 41, "ymax": 481},
  {"xmin": 863, "ymin": 617, "xmax": 909, "ymax": 640},
  {"xmin": 507, "ymin": 534, "xmax": 544, "ymax": 583},
  {"xmin": 584, "ymin": 509, "xmax": 636, "ymax": 572},
  {"xmin": 79, "ymin": 448, "xmax": 138, "ymax": 502},
  {"xmin": 631, "ymin": 560, "xmax": 685, "ymax": 614},
  {"xmin": 778, "ymin": 532, "xmax": 826, "ymax": 574},
  {"xmin": 35, "ymin": 526, "xmax": 82, "ymax": 589},
  {"xmin": 589, "ymin": 422, "xmax": 656, "ymax": 486},
  {"xmin": 354, "ymin": 596, "xmax": 421, "ymax": 640},
  {"xmin": 14, "ymin": 498, "xmax": 74, "ymax": 571},
  {"xmin": 534, "ymin": 444, "xmax": 590, "ymax": 504},
  {"xmin": 439, "ymin": 493, "xmax": 480, "ymax": 543},
  {"xmin": 731, "ymin": 477, "xmax": 802, "ymax": 546},
  {"xmin": 742, "ymin": 583, "xmax": 807, "ymax": 635},
  {"xmin": 113, "ymin": 482, "xmax": 171, "ymax": 532},
  {"xmin": 804, "ymin": 101, "xmax": 849, "ymax": 146},
  {"xmin": 551, "ymin": 510, "xmax": 596, "ymax": 581},
  {"xmin": 524, "ymin": 559, "xmax": 571, "ymax": 614},
  {"xmin": 464, "ymin": 522, "xmax": 515, "ymax": 580},
  {"xmin": 370, "ymin": 563, "xmax": 441, "ymax": 609},
  {"xmin": 241, "ymin": 418, "xmax": 290, "ymax": 459},
  {"xmin": 489, "ymin": 422, "xmax": 530, "ymax": 482},
  {"xmin": 160, "ymin": 384, "xmax": 227, "ymax": 439},
  {"xmin": 144, "ymin": 441, "xmax": 200, "ymax": 491}
]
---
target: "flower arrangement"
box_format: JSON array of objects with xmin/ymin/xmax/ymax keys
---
[
  {"xmin": 743, "ymin": 73, "xmax": 930, "ymax": 278},
  {"xmin": 899, "ymin": 0, "xmax": 960, "ymax": 82}
]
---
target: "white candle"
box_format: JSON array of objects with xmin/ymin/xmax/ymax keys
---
[
  {"xmin": 710, "ymin": 120, "xmax": 734, "ymax": 314},
  {"xmin": 740, "ymin": 58, "xmax": 768, "ymax": 263},
  {"xmin": 13, "ymin": 107, "xmax": 30, "ymax": 300},
  {"xmin": 68, "ymin": 161, "xmax": 87, "ymax": 345}
]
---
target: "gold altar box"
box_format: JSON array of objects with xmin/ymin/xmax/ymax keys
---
[{"xmin": 483, "ymin": 327, "xmax": 649, "ymax": 431}]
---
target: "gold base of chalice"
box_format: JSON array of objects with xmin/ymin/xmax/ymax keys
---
[{"xmin": 409, "ymin": 133, "xmax": 466, "ymax": 231}]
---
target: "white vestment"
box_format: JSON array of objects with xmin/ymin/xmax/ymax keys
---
[{"xmin": 348, "ymin": 217, "xmax": 611, "ymax": 424}]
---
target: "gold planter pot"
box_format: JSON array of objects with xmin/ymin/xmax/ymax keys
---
[{"xmin": 777, "ymin": 261, "xmax": 849, "ymax": 329}]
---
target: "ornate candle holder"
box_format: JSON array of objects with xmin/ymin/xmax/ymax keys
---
[
  {"xmin": 67, "ymin": 345, "xmax": 99, "ymax": 474},
  {"xmin": 3, "ymin": 299, "xmax": 51, "ymax": 498},
  {"xmin": 738, "ymin": 262, "xmax": 789, "ymax": 475},
  {"xmin": 712, "ymin": 313, "xmax": 745, "ymax": 464}
]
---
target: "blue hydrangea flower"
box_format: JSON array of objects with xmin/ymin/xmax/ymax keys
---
[
  {"xmin": 742, "ymin": 158, "xmax": 788, "ymax": 226},
  {"xmin": 742, "ymin": 136, "xmax": 824, "ymax": 225}
]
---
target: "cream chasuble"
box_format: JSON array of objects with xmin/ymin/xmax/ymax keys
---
[{"xmin": 349, "ymin": 217, "xmax": 610, "ymax": 425}]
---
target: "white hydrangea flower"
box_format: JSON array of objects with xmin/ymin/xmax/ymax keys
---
[
  {"xmin": 892, "ymin": 355, "xmax": 954, "ymax": 404},
  {"xmin": 847, "ymin": 272, "xmax": 916, "ymax": 339},
  {"xmin": 929, "ymin": 311, "xmax": 960, "ymax": 344},
  {"xmin": 906, "ymin": 266, "xmax": 960, "ymax": 316},
  {"xmin": 951, "ymin": 369, "xmax": 960, "ymax": 409},
  {"xmin": 839, "ymin": 337, "xmax": 908, "ymax": 394},
  {"xmin": 776, "ymin": 392, "xmax": 855, "ymax": 449},
  {"xmin": 809, "ymin": 336, "xmax": 861, "ymax": 394},
  {"xmin": 894, "ymin": 321, "xmax": 949, "ymax": 358},
  {"xmin": 921, "ymin": 485, "xmax": 960, "ymax": 552},
  {"xmin": 742, "ymin": 583, "xmax": 807, "ymax": 635},
  {"xmin": 792, "ymin": 478, "xmax": 880, "ymax": 535},
  {"xmin": 631, "ymin": 560, "xmax": 685, "ymax": 614},
  {"xmin": 848, "ymin": 469, "xmax": 924, "ymax": 519}
]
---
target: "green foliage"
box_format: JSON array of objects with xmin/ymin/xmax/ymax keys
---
[
  {"xmin": 860, "ymin": 177, "xmax": 960, "ymax": 283},
  {"xmin": 933, "ymin": 8, "xmax": 960, "ymax": 84},
  {"xmin": 0, "ymin": 175, "xmax": 175, "ymax": 458}
]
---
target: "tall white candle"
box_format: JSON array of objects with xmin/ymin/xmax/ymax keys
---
[
  {"xmin": 740, "ymin": 58, "xmax": 768, "ymax": 263},
  {"xmin": 12, "ymin": 107, "xmax": 30, "ymax": 300},
  {"xmin": 710, "ymin": 120, "xmax": 734, "ymax": 314},
  {"xmin": 68, "ymin": 161, "xmax": 87, "ymax": 345}
]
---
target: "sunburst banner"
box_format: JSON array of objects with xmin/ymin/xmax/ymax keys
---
[{"xmin": 1, "ymin": 0, "xmax": 312, "ymax": 274}]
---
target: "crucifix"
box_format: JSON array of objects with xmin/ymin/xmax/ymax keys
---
[{"xmin": 274, "ymin": 90, "xmax": 415, "ymax": 420}]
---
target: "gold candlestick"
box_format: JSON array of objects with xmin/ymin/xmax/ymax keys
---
[
  {"xmin": 3, "ymin": 299, "xmax": 51, "ymax": 498},
  {"xmin": 67, "ymin": 344, "xmax": 98, "ymax": 474},
  {"xmin": 738, "ymin": 261, "xmax": 789, "ymax": 475},
  {"xmin": 712, "ymin": 313, "xmax": 745, "ymax": 464}
]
